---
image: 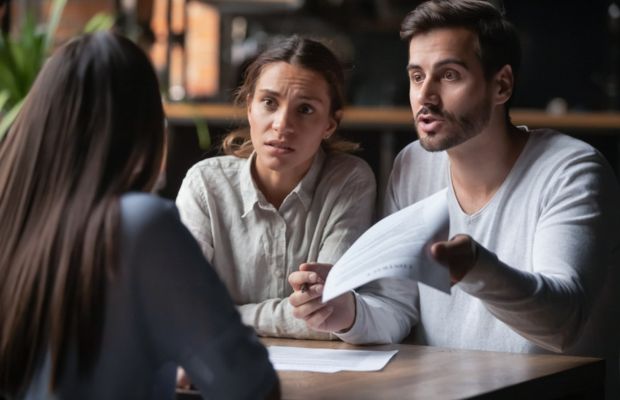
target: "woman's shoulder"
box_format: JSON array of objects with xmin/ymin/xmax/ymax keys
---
[
  {"xmin": 121, "ymin": 192, "xmax": 176, "ymax": 218},
  {"xmin": 119, "ymin": 193, "xmax": 206, "ymax": 272},
  {"xmin": 186, "ymin": 155, "xmax": 246, "ymax": 177},
  {"xmin": 119, "ymin": 193, "xmax": 182, "ymax": 239},
  {"xmin": 324, "ymin": 152, "xmax": 375, "ymax": 180},
  {"xmin": 311, "ymin": 152, "xmax": 377, "ymax": 201},
  {"xmin": 181, "ymin": 155, "xmax": 248, "ymax": 193}
]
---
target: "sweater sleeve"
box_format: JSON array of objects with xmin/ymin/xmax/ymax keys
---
[
  {"xmin": 122, "ymin": 195, "xmax": 277, "ymax": 399},
  {"xmin": 238, "ymin": 300, "xmax": 335, "ymax": 340},
  {"xmin": 336, "ymin": 155, "xmax": 420, "ymax": 345},
  {"xmin": 335, "ymin": 278, "xmax": 420, "ymax": 344},
  {"xmin": 458, "ymin": 151, "xmax": 620, "ymax": 352}
]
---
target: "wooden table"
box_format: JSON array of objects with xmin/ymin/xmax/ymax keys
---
[{"xmin": 262, "ymin": 338, "xmax": 605, "ymax": 400}]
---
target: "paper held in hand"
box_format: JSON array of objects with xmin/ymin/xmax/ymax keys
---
[{"xmin": 322, "ymin": 188, "xmax": 452, "ymax": 302}]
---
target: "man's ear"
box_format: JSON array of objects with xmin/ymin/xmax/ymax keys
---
[{"xmin": 494, "ymin": 64, "xmax": 514, "ymax": 106}]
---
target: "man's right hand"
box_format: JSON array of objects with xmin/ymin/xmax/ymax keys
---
[
  {"xmin": 288, "ymin": 263, "xmax": 356, "ymax": 333},
  {"xmin": 430, "ymin": 234, "xmax": 479, "ymax": 284}
]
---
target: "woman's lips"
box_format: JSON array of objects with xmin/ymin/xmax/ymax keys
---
[{"xmin": 265, "ymin": 141, "xmax": 294, "ymax": 154}]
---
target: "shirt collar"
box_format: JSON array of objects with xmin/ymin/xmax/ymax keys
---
[
  {"xmin": 294, "ymin": 147, "xmax": 326, "ymax": 211},
  {"xmin": 240, "ymin": 152, "xmax": 260, "ymax": 216},
  {"xmin": 239, "ymin": 148, "xmax": 327, "ymax": 215}
]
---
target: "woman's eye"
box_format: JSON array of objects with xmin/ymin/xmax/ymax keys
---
[
  {"xmin": 262, "ymin": 98, "xmax": 277, "ymax": 110},
  {"xmin": 299, "ymin": 104, "xmax": 314, "ymax": 115}
]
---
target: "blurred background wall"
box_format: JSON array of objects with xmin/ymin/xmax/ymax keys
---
[
  {"xmin": 148, "ymin": 0, "xmax": 620, "ymax": 112},
  {"xmin": 6, "ymin": 0, "xmax": 615, "ymax": 110},
  {"xmin": 3, "ymin": 0, "xmax": 620, "ymax": 201}
]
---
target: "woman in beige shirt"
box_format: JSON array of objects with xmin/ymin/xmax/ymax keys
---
[{"xmin": 176, "ymin": 35, "xmax": 376, "ymax": 339}]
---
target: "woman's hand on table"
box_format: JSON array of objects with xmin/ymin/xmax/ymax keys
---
[{"xmin": 288, "ymin": 263, "xmax": 356, "ymax": 333}]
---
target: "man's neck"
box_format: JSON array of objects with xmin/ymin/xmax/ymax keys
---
[{"xmin": 447, "ymin": 119, "xmax": 528, "ymax": 214}]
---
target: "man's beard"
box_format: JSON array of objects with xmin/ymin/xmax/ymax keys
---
[{"xmin": 417, "ymin": 96, "xmax": 492, "ymax": 152}]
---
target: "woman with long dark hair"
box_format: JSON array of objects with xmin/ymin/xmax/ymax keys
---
[{"xmin": 0, "ymin": 31, "xmax": 277, "ymax": 399}]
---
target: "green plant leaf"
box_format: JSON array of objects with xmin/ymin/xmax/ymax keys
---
[
  {"xmin": 0, "ymin": 91, "xmax": 9, "ymax": 112},
  {"xmin": 0, "ymin": 12, "xmax": 48, "ymax": 107},
  {"xmin": 0, "ymin": 0, "xmax": 66, "ymax": 116},
  {"xmin": 83, "ymin": 13, "xmax": 115, "ymax": 33},
  {"xmin": 0, "ymin": 56, "xmax": 23, "ymax": 106},
  {"xmin": 0, "ymin": 98, "xmax": 24, "ymax": 142},
  {"xmin": 10, "ymin": 35, "xmax": 46, "ymax": 98},
  {"xmin": 44, "ymin": 0, "xmax": 67, "ymax": 53},
  {"xmin": 193, "ymin": 118, "xmax": 211, "ymax": 150}
]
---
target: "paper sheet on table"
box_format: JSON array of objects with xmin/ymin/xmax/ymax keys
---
[
  {"xmin": 267, "ymin": 346, "xmax": 398, "ymax": 373},
  {"xmin": 322, "ymin": 188, "xmax": 451, "ymax": 302}
]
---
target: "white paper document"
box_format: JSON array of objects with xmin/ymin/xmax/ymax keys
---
[
  {"xmin": 267, "ymin": 345, "xmax": 398, "ymax": 373},
  {"xmin": 322, "ymin": 188, "xmax": 451, "ymax": 302}
]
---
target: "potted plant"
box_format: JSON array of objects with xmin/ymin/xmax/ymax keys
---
[{"xmin": 0, "ymin": 0, "xmax": 113, "ymax": 140}]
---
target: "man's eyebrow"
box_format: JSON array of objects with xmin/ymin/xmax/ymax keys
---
[{"xmin": 407, "ymin": 58, "xmax": 470, "ymax": 71}]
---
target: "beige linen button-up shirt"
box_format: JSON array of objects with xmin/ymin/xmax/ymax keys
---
[{"xmin": 176, "ymin": 149, "xmax": 376, "ymax": 339}]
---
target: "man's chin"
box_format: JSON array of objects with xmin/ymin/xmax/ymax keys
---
[
  {"xmin": 419, "ymin": 132, "xmax": 472, "ymax": 152},
  {"xmin": 419, "ymin": 136, "xmax": 451, "ymax": 152}
]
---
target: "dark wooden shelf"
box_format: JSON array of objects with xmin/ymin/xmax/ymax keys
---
[{"xmin": 164, "ymin": 103, "xmax": 620, "ymax": 133}]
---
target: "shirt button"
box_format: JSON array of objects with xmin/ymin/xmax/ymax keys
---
[{"xmin": 275, "ymin": 269, "xmax": 283, "ymax": 278}]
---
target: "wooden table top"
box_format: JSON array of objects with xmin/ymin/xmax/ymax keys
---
[{"xmin": 262, "ymin": 338, "xmax": 605, "ymax": 400}]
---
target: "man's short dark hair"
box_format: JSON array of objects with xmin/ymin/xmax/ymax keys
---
[{"xmin": 401, "ymin": 0, "xmax": 521, "ymax": 112}]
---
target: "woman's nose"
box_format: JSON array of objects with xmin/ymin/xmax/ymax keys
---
[{"xmin": 273, "ymin": 107, "xmax": 294, "ymax": 134}]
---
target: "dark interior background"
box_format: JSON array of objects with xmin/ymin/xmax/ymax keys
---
[{"xmin": 98, "ymin": 0, "xmax": 618, "ymax": 200}]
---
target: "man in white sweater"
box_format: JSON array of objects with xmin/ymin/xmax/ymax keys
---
[{"xmin": 289, "ymin": 0, "xmax": 620, "ymax": 397}]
